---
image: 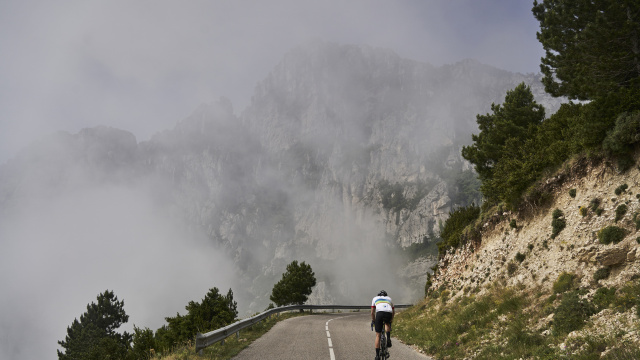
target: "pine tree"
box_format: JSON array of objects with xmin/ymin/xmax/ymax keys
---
[
  {"xmin": 533, "ymin": 0, "xmax": 640, "ymax": 100},
  {"xmin": 58, "ymin": 290, "xmax": 131, "ymax": 360},
  {"xmin": 270, "ymin": 260, "xmax": 317, "ymax": 306},
  {"xmin": 159, "ymin": 287, "xmax": 238, "ymax": 349},
  {"xmin": 461, "ymin": 83, "xmax": 545, "ymax": 189}
]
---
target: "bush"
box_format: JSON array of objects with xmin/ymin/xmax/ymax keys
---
[
  {"xmin": 438, "ymin": 204, "xmax": 481, "ymax": 253},
  {"xmin": 612, "ymin": 281, "xmax": 640, "ymax": 312},
  {"xmin": 553, "ymin": 291, "xmax": 595, "ymax": 335},
  {"xmin": 597, "ymin": 226, "xmax": 629, "ymax": 244},
  {"xmin": 553, "ymin": 272, "xmax": 576, "ymax": 294},
  {"xmin": 589, "ymin": 198, "xmax": 601, "ymax": 212},
  {"xmin": 596, "ymin": 207, "xmax": 604, "ymax": 216},
  {"xmin": 594, "ymin": 267, "xmax": 611, "ymax": 281},
  {"xmin": 551, "ymin": 209, "xmax": 566, "ymax": 238},
  {"xmin": 509, "ymin": 219, "xmax": 517, "ymax": 229},
  {"xmin": 579, "ymin": 206, "xmax": 588, "ymax": 216},
  {"xmin": 507, "ymin": 262, "xmax": 518, "ymax": 276},
  {"xmin": 592, "ymin": 287, "xmax": 617, "ymax": 311},
  {"xmin": 634, "ymin": 213, "xmax": 640, "ymax": 230},
  {"xmin": 569, "ymin": 188, "xmax": 577, "ymax": 198},
  {"xmin": 615, "ymin": 204, "xmax": 628, "ymax": 222},
  {"xmin": 615, "ymin": 183, "xmax": 629, "ymax": 196},
  {"xmin": 603, "ymin": 112, "xmax": 640, "ymax": 171},
  {"xmin": 515, "ymin": 252, "xmax": 526, "ymax": 263}
]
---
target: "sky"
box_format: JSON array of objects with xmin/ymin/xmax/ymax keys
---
[{"xmin": 0, "ymin": 0, "xmax": 545, "ymax": 165}]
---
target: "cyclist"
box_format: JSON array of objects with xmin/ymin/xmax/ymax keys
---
[{"xmin": 371, "ymin": 290, "xmax": 394, "ymax": 360}]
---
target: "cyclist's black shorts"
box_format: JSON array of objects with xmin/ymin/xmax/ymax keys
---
[{"xmin": 374, "ymin": 311, "xmax": 393, "ymax": 333}]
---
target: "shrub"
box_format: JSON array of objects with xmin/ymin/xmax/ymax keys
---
[
  {"xmin": 592, "ymin": 287, "xmax": 617, "ymax": 311},
  {"xmin": 589, "ymin": 198, "xmax": 601, "ymax": 212},
  {"xmin": 596, "ymin": 207, "xmax": 604, "ymax": 216},
  {"xmin": 440, "ymin": 290, "xmax": 451, "ymax": 303},
  {"xmin": 553, "ymin": 291, "xmax": 595, "ymax": 335},
  {"xmin": 553, "ymin": 272, "xmax": 575, "ymax": 294},
  {"xmin": 615, "ymin": 183, "xmax": 629, "ymax": 196},
  {"xmin": 425, "ymin": 273, "xmax": 433, "ymax": 297},
  {"xmin": 569, "ymin": 188, "xmax": 577, "ymax": 198},
  {"xmin": 551, "ymin": 209, "xmax": 566, "ymax": 238},
  {"xmin": 612, "ymin": 281, "xmax": 640, "ymax": 312},
  {"xmin": 594, "ymin": 267, "xmax": 611, "ymax": 281},
  {"xmin": 597, "ymin": 226, "xmax": 629, "ymax": 244},
  {"xmin": 507, "ymin": 262, "xmax": 518, "ymax": 276},
  {"xmin": 438, "ymin": 204, "xmax": 481, "ymax": 253},
  {"xmin": 509, "ymin": 219, "xmax": 517, "ymax": 229},
  {"xmin": 634, "ymin": 213, "xmax": 640, "ymax": 230},
  {"xmin": 615, "ymin": 204, "xmax": 628, "ymax": 222},
  {"xmin": 603, "ymin": 112, "xmax": 640, "ymax": 171},
  {"xmin": 579, "ymin": 206, "xmax": 588, "ymax": 216},
  {"xmin": 515, "ymin": 252, "xmax": 526, "ymax": 263}
]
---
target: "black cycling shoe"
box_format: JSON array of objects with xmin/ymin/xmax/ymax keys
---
[
  {"xmin": 387, "ymin": 338, "xmax": 392, "ymax": 348},
  {"xmin": 375, "ymin": 356, "xmax": 380, "ymax": 360}
]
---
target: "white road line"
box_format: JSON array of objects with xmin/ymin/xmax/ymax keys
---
[{"xmin": 325, "ymin": 315, "xmax": 357, "ymax": 360}]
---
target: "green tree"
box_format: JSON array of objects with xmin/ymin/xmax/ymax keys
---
[
  {"xmin": 129, "ymin": 326, "xmax": 155, "ymax": 360},
  {"xmin": 461, "ymin": 83, "xmax": 545, "ymax": 203},
  {"xmin": 160, "ymin": 287, "xmax": 238, "ymax": 349},
  {"xmin": 58, "ymin": 290, "xmax": 132, "ymax": 360},
  {"xmin": 270, "ymin": 260, "xmax": 317, "ymax": 306},
  {"xmin": 533, "ymin": 0, "xmax": 640, "ymax": 100}
]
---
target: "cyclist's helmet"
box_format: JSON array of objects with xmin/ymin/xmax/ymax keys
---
[{"xmin": 378, "ymin": 290, "xmax": 387, "ymax": 297}]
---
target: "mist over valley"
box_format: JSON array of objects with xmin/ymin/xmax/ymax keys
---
[{"xmin": 0, "ymin": 41, "xmax": 559, "ymax": 358}]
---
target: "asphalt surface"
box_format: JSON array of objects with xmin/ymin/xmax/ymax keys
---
[{"xmin": 232, "ymin": 312, "xmax": 433, "ymax": 360}]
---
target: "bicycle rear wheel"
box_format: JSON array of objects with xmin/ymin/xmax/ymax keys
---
[{"xmin": 380, "ymin": 332, "xmax": 387, "ymax": 360}]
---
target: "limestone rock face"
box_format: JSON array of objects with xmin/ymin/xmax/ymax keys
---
[{"xmin": 597, "ymin": 245, "xmax": 630, "ymax": 266}]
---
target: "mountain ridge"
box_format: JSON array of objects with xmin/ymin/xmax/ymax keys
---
[{"xmin": 0, "ymin": 41, "xmax": 562, "ymax": 310}]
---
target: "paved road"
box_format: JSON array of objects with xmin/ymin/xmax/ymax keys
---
[{"xmin": 232, "ymin": 312, "xmax": 433, "ymax": 360}]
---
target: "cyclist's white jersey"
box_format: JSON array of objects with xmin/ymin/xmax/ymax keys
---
[{"xmin": 372, "ymin": 296, "xmax": 394, "ymax": 313}]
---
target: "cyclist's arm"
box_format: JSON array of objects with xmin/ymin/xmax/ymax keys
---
[{"xmin": 371, "ymin": 306, "xmax": 375, "ymax": 321}]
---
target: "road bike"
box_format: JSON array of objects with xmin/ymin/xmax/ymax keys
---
[{"xmin": 371, "ymin": 319, "xmax": 391, "ymax": 359}]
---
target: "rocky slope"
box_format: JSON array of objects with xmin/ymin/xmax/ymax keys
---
[{"xmin": 429, "ymin": 156, "xmax": 640, "ymax": 352}]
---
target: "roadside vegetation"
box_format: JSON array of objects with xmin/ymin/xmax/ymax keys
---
[
  {"xmin": 57, "ymin": 261, "xmax": 316, "ymax": 359},
  {"xmin": 396, "ymin": 276, "xmax": 640, "ymax": 359}
]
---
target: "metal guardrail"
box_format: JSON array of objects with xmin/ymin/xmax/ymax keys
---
[{"xmin": 195, "ymin": 304, "xmax": 413, "ymax": 353}]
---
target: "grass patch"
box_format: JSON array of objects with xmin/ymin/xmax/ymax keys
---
[{"xmin": 395, "ymin": 280, "xmax": 640, "ymax": 359}]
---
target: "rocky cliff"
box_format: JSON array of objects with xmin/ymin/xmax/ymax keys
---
[{"xmin": 0, "ymin": 41, "xmax": 562, "ymax": 311}]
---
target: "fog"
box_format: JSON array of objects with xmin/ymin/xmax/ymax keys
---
[
  {"xmin": 0, "ymin": 0, "xmax": 544, "ymax": 164},
  {"xmin": 0, "ymin": 178, "xmax": 237, "ymax": 359},
  {"xmin": 0, "ymin": 1, "xmax": 546, "ymax": 358}
]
